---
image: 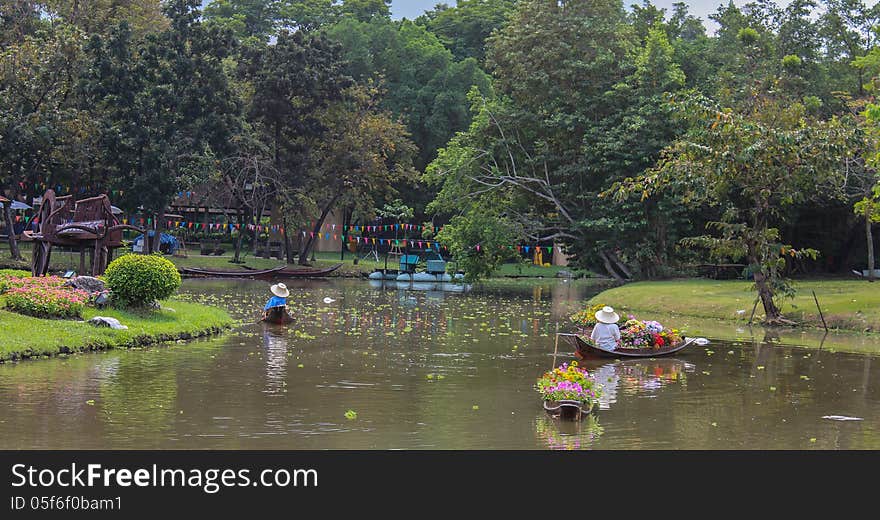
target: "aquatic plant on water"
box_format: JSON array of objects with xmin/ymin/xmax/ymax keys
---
[{"xmin": 536, "ymin": 361, "xmax": 601, "ymax": 405}]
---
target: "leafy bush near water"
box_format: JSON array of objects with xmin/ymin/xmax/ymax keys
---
[
  {"xmin": 2, "ymin": 276, "xmax": 89, "ymax": 319},
  {"xmin": 104, "ymin": 254, "xmax": 181, "ymax": 307}
]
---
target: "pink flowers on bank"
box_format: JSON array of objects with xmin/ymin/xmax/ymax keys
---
[{"xmin": 2, "ymin": 276, "xmax": 90, "ymax": 319}]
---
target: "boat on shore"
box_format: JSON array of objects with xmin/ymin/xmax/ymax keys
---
[
  {"xmin": 561, "ymin": 333, "xmax": 697, "ymax": 359},
  {"xmin": 262, "ymin": 306, "xmax": 295, "ymax": 325},
  {"xmin": 180, "ymin": 266, "xmax": 286, "ymax": 278},
  {"xmin": 180, "ymin": 263, "xmax": 342, "ymax": 279},
  {"xmin": 542, "ymin": 399, "xmax": 594, "ymax": 421}
]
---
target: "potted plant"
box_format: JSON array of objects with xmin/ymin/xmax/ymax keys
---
[{"xmin": 536, "ymin": 361, "xmax": 601, "ymax": 420}]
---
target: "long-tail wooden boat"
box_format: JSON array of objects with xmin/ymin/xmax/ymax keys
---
[
  {"xmin": 543, "ymin": 399, "xmax": 594, "ymax": 421},
  {"xmin": 262, "ymin": 306, "xmax": 295, "ymax": 325},
  {"xmin": 180, "ymin": 266, "xmax": 287, "ymax": 278},
  {"xmin": 179, "ymin": 263, "xmax": 342, "ymax": 279},
  {"xmin": 561, "ymin": 333, "xmax": 696, "ymax": 359},
  {"xmin": 273, "ymin": 263, "xmax": 343, "ymax": 278}
]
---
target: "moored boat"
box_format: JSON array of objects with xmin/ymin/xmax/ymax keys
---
[
  {"xmin": 180, "ymin": 263, "xmax": 342, "ymax": 279},
  {"xmin": 561, "ymin": 333, "xmax": 697, "ymax": 359},
  {"xmin": 180, "ymin": 266, "xmax": 286, "ymax": 278}
]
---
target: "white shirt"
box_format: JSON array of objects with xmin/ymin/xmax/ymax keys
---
[{"xmin": 591, "ymin": 323, "xmax": 621, "ymax": 350}]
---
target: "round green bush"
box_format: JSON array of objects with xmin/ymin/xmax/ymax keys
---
[{"xmin": 104, "ymin": 254, "xmax": 181, "ymax": 307}]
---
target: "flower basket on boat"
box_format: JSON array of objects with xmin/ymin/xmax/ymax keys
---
[{"xmin": 536, "ymin": 362, "xmax": 601, "ymax": 421}]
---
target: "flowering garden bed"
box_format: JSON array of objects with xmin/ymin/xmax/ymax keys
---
[{"xmin": 2, "ymin": 275, "xmax": 90, "ymax": 319}]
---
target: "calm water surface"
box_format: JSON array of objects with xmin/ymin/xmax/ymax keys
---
[{"xmin": 1, "ymin": 278, "xmax": 878, "ymax": 449}]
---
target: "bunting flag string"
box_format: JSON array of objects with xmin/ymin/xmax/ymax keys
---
[{"xmin": 72, "ymin": 215, "xmax": 553, "ymax": 255}]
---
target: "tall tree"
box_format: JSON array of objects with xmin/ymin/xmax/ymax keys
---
[
  {"xmin": 416, "ymin": 0, "xmax": 518, "ymax": 62},
  {"xmin": 0, "ymin": 23, "xmax": 89, "ymax": 259},
  {"xmin": 821, "ymin": 0, "xmax": 880, "ymax": 96},
  {"xmin": 239, "ymin": 30, "xmax": 353, "ymax": 262},
  {"xmin": 296, "ymin": 85, "xmax": 417, "ymax": 264},
  {"xmin": 614, "ymin": 93, "xmax": 856, "ymax": 323},
  {"xmin": 83, "ymin": 0, "xmax": 242, "ymax": 251},
  {"xmin": 204, "ymin": 0, "xmax": 280, "ymax": 40}
]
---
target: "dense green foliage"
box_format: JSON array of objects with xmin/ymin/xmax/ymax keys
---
[
  {"xmin": 104, "ymin": 254, "xmax": 182, "ymax": 307},
  {"xmin": 3, "ymin": 0, "xmax": 880, "ymax": 318}
]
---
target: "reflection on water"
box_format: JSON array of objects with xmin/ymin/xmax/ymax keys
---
[
  {"xmin": 262, "ymin": 327, "xmax": 289, "ymax": 396},
  {"xmin": 535, "ymin": 414, "xmax": 604, "ymax": 450},
  {"xmin": 0, "ymin": 278, "xmax": 878, "ymax": 449},
  {"xmin": 586, "ymin": 358, "xmax": 695, "ymax": 410}
]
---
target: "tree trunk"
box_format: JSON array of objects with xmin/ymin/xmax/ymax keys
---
[
  {"xmin": 3, "ymin": 203, "xmax": 22, "ymax": 260},
  {"xmin": 233, "ymin": 208, "xmax": 250, "ymax": 264},
  {"xmin": 251, "ymin": 204, "xmax": 263, "ymax": 256},
  {"xmin": 608, "ymin": 250, "xmax": 633, "ymax": 279},
  {"xmin": 867, "ymin": 204, "xmax": 875, "ymax": 282},
  {"xmin": 283, "ymin": 218, "xmax": 295, "ymax": 265},
  {"xmin": 748, "ymin": 247, "xmax": 782, "ymax": 323},
  {"xmin": 298, "ymin": 192, "xmax": 341, "ymax": 266},
  {"xmin": 599, "ymin": 250, "xmax": 623, "ymax": 282}
]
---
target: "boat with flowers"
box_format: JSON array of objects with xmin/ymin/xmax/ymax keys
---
[
  {"xmin": 536, "ymin": 361, "xmax": 601, "ymax": 421},
  {"xmin": 564, "ymin": 303, "xmax": 698, "ymax": 359},
  {"xmin": 566, "ymin": 334, "xmax": 696, "ymax": 359}
]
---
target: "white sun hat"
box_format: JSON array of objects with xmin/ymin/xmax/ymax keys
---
[
  {"xmin": 270, "ymin": 283, "xmax": 290, "ymax": 298},
  {"xmin": 594, "ymin": 306, "xmax": 620, "ymax": 324}
]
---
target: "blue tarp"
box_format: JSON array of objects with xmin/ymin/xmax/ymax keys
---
[{"xmin": 132, "ymin": 233, "xmax": 179, "ymax": 255}]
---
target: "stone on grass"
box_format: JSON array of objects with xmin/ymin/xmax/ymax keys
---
[
  {"xmin": 88, "ymin": 317, "xmax": 128, "ymax": 330},
  {"xmin": 65, "ymin": 276, "xmax": 106, "ymax": 294}
]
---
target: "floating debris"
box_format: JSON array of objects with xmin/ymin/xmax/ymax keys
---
[{"xmin": 822, "ymin": 415, "xmax": 863, "ymax": 421}]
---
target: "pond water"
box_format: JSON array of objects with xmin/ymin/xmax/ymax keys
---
[{"xmin": 1, "ymin": 278, "xmax": 878, "ymax": 449}]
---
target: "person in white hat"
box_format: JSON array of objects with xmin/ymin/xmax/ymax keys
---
[
  {"xmin": 263, "ymin": 283, "xmax": 290, "ymax": 316},
  {"xmin": 590, "ymin": 306, "xmax": 621, "ymax": 351}
]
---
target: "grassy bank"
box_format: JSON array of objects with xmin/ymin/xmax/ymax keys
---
[
  {"xmin": 0, "ymin": 300, "xmax": 233, "ymax": 362},
  {"xmin": 590, "ymin": 279, "xmax": 880, "ymax": 333}
]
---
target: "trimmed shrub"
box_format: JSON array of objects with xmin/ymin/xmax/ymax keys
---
[
  {"xmin": 104, "ymin": 254, "xmax": 181, "ymax": 307},
  {"xmin": 3, "ymin": 276, "xmax": 89, "ymax": 319}
]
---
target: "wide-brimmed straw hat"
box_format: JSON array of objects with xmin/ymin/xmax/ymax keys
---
[
  {"xmin": 270, "ymin": 283, "xmax": 289, "ymax": 298},
  {"xmin": 595, "ymin": 306, "xmax": 620, "ymax": 324}
]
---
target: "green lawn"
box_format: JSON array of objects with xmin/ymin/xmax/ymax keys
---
[
  {"xmin": 0, "ymin": 299, "xmax": 232, "ymax": 362},
  {"xmin": 590, "ymin": 278, "xmax": 880, "ymax": 333}
]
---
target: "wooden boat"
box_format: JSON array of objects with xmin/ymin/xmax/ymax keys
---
[
  {"xmin": 561, "ymin": 333, "xmax": 696, "ymax": 359},
  {"xmin": 180, "ymin": 266, "xmax": 287, "ymax": 278},
  {"xmin": 543, "ymin": 399, "xmax": 594, "ymax": 421},
  {"xmin": 180, "ymin": 263, "xmax": 342, "ymax": 279},
  {"xmin": 274, "ymin": 263, "xmax": 343, "ymax": 278},
  {"xmin": 262, "ymin": 306, "xmax": 295, "ymax": 325}
]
